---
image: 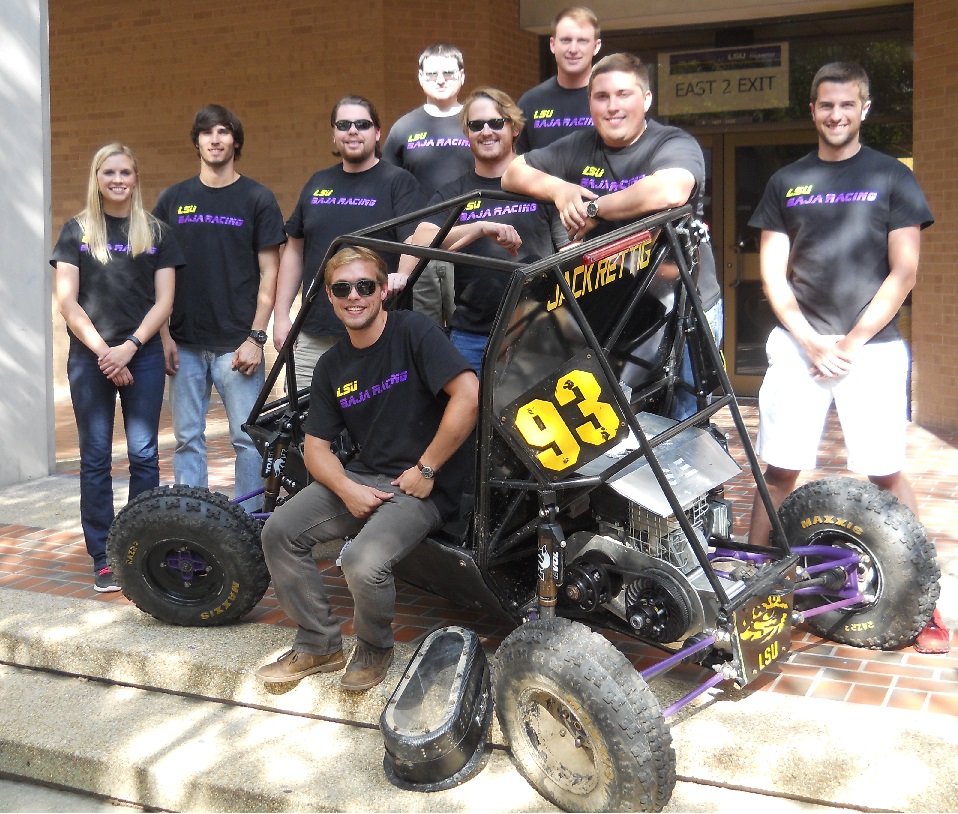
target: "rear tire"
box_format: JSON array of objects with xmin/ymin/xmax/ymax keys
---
[
  {"xmin": 493, "ymin": 617, "xmax": 674, "ymax": 812},
  {"xmin": 778, "ymin": 476, "xmax": 939, "ymax": 649},
  {"xmin": 107, "ymin": 485, "xmax": 270, "ymax": 626}
]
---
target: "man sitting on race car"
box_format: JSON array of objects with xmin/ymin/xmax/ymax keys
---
[{"xmin": 256, "ymin": 246, "xmax": 479, "ymax": 690}]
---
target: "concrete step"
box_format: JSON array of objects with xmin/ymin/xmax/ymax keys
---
[{"xmin": 2, "ymin": 588, "xmax": 954, "ymax": 812}]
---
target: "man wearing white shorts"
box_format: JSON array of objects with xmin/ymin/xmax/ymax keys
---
[
  {"xmin": 745, "ymin": 62, "xmax": 947, "ymax": 653},
  {"xmin": 757, "ymin": 327, "xmax": 909, "ymax": 476}
]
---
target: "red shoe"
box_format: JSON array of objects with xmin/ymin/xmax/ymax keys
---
[{"xmin": 915, "ymin": 609, "xmax": 951, "ymax": 654}]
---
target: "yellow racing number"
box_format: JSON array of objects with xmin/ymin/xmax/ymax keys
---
[
  {"xmin": 514, "ymin": 399, "xmax": 581, "ymax": 471},
  {"xmin": 556, "ymin": 370, "xmax": 621, "ymax": 446},
  {"xmin": 513, "ymin": 370, "xmax": 619, "ymax": 472}
]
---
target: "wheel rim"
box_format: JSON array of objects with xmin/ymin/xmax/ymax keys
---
[
  {"xmin": 803, "ymin": 534, "xmax": 882, "ymax": 609},
  {"xmin": 142, "ymin": 538, "xmax": 227, "ymax": 605},
  {"xmin": 517, "ymin": 687, "xmax": 600, "ymax": 796}
]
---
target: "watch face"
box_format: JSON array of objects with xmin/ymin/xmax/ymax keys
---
[
  {"xmin": 250, "ymin": 330, "xmax": 268, "ymax": 345},
  {"xmin": 418, "ymin": 462, "xmax": 435, "ymax": 479},
  {"xmin": 586, "ymin": 200, "xmax": 599, "ymax": 218}
]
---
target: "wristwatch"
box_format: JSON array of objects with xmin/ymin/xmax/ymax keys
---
[
  {"xmin": 586, "ymin": 199, "xmax": 602, "ymax": 220},
  {"xmin": 249, "ymin": 329, "xmax": 268, "ymax": 346},
  {"xmin": 417, "ymin": 460, "xmax": 436, "ymax": 480}
]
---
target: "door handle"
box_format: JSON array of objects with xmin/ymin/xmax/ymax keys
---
[{"xmin": 731, "ymin": 238, "xmax": 746, "ymax": 287}]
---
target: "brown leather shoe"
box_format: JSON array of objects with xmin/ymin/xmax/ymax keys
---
[
  {"xmin": 340, "ymin": 641, "xmax": 394, "ymax": 691},
  {"xmin": 256, "ymin": 648, "xmax": 346, "ymax": 684}
]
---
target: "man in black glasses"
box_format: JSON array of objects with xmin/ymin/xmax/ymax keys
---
[
  {"xmin": 411, "ymin": 87, "xmax": 555, "ymax": 372},
  {"xmin": 503, "ymin": 52, "xmax": 722, "ymax": 420},
  {"xmin": 382, "ymin": 43, "xmax": 473, "ymax": 329},
  {"xmin": 273, "ymin": 95, "xmax": 425, "ymax": 386},
  {"xmin": 257, "ymin": 246, "xmax": 478, "ymax": 691}
]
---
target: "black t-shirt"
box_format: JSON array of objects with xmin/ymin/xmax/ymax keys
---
[
  {"xmin": 523, "ymin": 121, "xmax": 720, "ymax": 309},
  {"xmin": 153, "ymin": 175, "xmax": 286, "ymax": 351},
  {"xmin": 50, "ymin": 214, "xmax": 184, "ymax": 345},
  {"xmin": 304, "ymin": 310, "xmax": 472, "ymax": 520},
  {"xmin": 427, "ymin": 171, "xmax": 555, "ymax": 334},
  {"xmin": 382, "ymin": 106, "xmax": 474, "ymax": 195},
  {"xmin": 750, "ymin": 146, "xmax": 933, "ymax": 342},
  {"xmin": 515, "ymin": 78, "xmax": 592, "ymax": 154},
  {"xmin": 285, "ymin": 161, "xmax": 425, "ymax": 335}
]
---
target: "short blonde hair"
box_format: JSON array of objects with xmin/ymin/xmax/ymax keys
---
[
  {"xmin": 552, "ymin": 6, "xmax": 600, "ymax": 38},
  {"xmin": 323, "ymin": 245, "xmax": 388, "ymax": 286}
]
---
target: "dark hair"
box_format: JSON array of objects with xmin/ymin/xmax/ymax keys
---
[
  {"xmin": 330, "ymin": 95, "xmax": 382, "ymax": 158},
  {"xmin": 589, "ymin": 53, "xmax": 649, "ymax": 95},
  {"xmin": 190, "ymin": 104, "xmax": 244, "ymax": 159},
  {"xmin": 810, "ymin": 62, "xmax": 870, "ymax": 104}
]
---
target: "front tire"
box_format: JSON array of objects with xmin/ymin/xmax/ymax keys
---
[
  {"xmin": 779, "ymin": 476, "xmax": 940, "ymax": 649},
  {"xmin": 493, "ymin": 618, "xmax": 675, "ymax": 812},
  {"xmin": 107, "ymin": 485, "xmax": 270, "ymax": 626}
]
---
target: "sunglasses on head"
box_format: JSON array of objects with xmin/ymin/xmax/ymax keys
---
[
  {"xmin": 466, "ymin": 118, "xmax": 509, "ymax": 132},
  {"xmin": 334, "ymin": 119, "xmax": 374, "ymax": 132},
  {"xmin": 329, "ymin": 279, "xmax": 380, "ymax": 298}
]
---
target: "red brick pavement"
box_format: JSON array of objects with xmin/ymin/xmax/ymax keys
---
[{"xmin": 1, "ymin": 396, "xmax": 955, "ymax": 716}]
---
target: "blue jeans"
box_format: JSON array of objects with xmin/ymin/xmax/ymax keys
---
[
  {"xmin": 68, "ymin": 340, "xmax": 166, "ymax": 572},
  {"xmin": 450, "ymin": 329, "xmax": 487, "ymax": 374},
  {"xmin": 169, "ymin": 345, "xmax": 265, "ymax": 508},
  {"xmin": 672, "ymin": 300, "xmax": 724, "ymax": 421}
]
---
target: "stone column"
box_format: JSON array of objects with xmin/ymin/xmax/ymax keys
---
[{"xmin": 0, "ymin": 0, "xmax": 55, "ymax": 485}]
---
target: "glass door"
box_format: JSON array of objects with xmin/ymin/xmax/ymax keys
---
[{"xmin": 721, "ymin": 131, "xmax": 816, "ymax": 395}]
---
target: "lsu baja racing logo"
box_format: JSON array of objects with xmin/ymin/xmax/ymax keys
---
[{"xmin": 740, "ymin": 594, "xmax": 789, "ymax": 643}]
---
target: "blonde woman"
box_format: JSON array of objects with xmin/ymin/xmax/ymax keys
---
[{"xmin": 52, "ymin": 143, "xmax": 183, "ymax": 592}]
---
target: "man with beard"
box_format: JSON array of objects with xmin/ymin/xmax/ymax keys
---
[
  {"xmin": 154, "ymin": 104, "xmax": 286, "ymax": 511},
  {"xmin": 273, "ymin": 96, "xmax": 425, "ymax": 386},
  {"xmin": 257, "ymin": 246, "xmax": 478, "ymax": 690}
]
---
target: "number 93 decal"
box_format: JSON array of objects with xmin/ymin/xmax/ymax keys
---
[{"xmin": 506, "ymin": 363, "xmax": 625, "ymax": 476}]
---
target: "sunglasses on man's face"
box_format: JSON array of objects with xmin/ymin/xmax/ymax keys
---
[
  {"xmin": 421, "ymin": 70, "xmax": 460, "ymax": 83},
  {"xmin": 334, "ymin": 119, "xmax": 374, "ymax": 132},
  {"xmin": 466, "ymin": 118, "xmax": 509, "ymax": 132},
  {"xmin": 329, "ymin": 279, "xmax": 380, "ymax": 299}
]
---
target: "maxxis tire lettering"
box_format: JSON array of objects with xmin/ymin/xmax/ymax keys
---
[
  {"xmin": 106, "ymin": 485, "xmax": 270, "ymax": 627},
  {"xmin": 778, "ymin": 476, "xmax": 940, "ymax": 649}
]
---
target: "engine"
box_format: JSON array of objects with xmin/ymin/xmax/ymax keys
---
[{"xmin": 563, "ymin": 484, "xmax": 741, "ymax": 644}]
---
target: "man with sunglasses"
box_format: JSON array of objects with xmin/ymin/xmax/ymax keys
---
[
  {"xmin": 257, "ymin": 245, "xmax": 478, "ymax": 690},
  {"xmin": 382, "ymin": 43, "xmax": 473, "ymax": 328},
  {"xmin": 274, "ymin": 95, "xmax": 425, "ymax": 387},
  {"xmin": 411, "ymin": 87, "xmax": 555, "ymax": 371}
]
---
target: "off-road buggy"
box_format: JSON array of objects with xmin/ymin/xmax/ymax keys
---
[{"xmin": 107, "ymin": 194, "xmax": 941, "ymax": 812}]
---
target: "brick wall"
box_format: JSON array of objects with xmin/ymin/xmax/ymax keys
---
[
  {"xmin": 47, "ymin": 0, "xmax": 538, "ymax": 389},
  {"xmin": 49, "ymin": 0, "xmax": 537, "ymax": 225},
  {"xmin": 912, "ymin": 0, "xmax": 958, "ymax": 430}
]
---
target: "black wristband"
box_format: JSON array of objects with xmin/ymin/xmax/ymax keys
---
[{"xmin": 126, "ymin": 335, "xmax": 143, "ymax": 349}]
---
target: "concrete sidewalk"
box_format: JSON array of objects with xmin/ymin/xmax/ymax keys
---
[{"xmin": 0, "ymin": 399, "xmax": 956, "ymax": 811}]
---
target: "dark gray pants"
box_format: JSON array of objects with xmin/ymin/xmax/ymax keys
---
[{"xmin": 261, "ymin": 473, "xmax": 441, "ymax": 653}]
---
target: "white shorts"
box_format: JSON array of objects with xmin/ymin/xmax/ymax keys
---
[{"xmin": 756, "ymin": 327, "xmax": 909, "ymax": 476}]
